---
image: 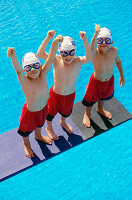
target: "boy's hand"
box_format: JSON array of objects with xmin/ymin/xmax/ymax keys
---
[
  {"xmin": 54, "ymin": 35, "xmax": 63, "ymax": 44},
  {"xmin": 80, "ymin": 31, "xmax": 86, "ymax": 40},
  {"xmin": 7, "ymin": 47, "xmax": 16, "ymax": 58},
  {"xmin": 120, "ymin": 76, "xmax": 125, "ymax": 86},
  {"xmin": 95, "ymin": 24, "xmax": 101, "ymax": 34},
  {"xmin": 47, "ymin": 30, "xmax": 56, "ymax": 39}
]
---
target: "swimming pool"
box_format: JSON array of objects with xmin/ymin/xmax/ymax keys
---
[{"xmin": 0, "ymin": 0, "xmax": 132, "ymax": 199}]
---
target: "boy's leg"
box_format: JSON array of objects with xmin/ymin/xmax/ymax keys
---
[
  {"xmin": 46, "ymin": 119, "xmax": 59, "ymax": 140},
  {"xmin": 83, "ymin": 106, "xmax": 92, "ymax": 128},
  {"xmin": 35, "ymin": 127, "xmax": 52, "ymax": 144},
  {"xmin": 97, "ymin": 100, "xmax": 112, "ymax": 119},
  {"xmin": 23, "ymin": 136, "xmax": 34, "ymax": 158},
  {"xmin": 46, "ymin": 87, "xmax": 59, "ymax": 140},
  {"xmin": 60, "ymin": 116, "xmax": 73, "ymax": 134}
]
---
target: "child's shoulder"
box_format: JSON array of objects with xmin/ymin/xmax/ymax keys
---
[
  {"xmin": 54, "ymin": 54, "xmax": 61, "ymax": 61},
  {"xmin": 75, "ymin": 56, "xmax": 82, "ymax": 62},
  {"xmin": 108, "ymin": 47, "xmax": 118, "ymax": 55},
  {"xmin": 110, "ymin": 46, "xmax": 117, "ymax": 51}
]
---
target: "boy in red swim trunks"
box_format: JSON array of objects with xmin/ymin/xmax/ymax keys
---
[
  {"xmin": 7, "ymin": 35, "xmax": 63, "ymax": 158},
  {"xmin": 37, "ymin": 30, "xmax": 91, "ymax": 140},
  {"xmin": 82, "ymin": 24, "xmax": 125, "ymax": 127}
]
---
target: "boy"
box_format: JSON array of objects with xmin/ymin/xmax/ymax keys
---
[
  {"xmin": 82, "ymin": 24, "xmax": 125, "ymax": 128},
  {"xmin": 7, "ymin": 35, "xmax": 63, "ymax": 158},
  {"xmin": 37, "ymin": 30, "xmax": 92, "ymax": 140}
]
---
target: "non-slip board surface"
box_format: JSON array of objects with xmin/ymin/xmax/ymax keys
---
[
  {"xmin": 70, "ymin": 97, "xmax": 132, "ymax": 139},
  {"xmin": 0, "ymin": 116, "xmax": 86, "ymax": 182},
  {"xmin": 0, "ymin": 97, "xmax": 131, "ymax": 182}
]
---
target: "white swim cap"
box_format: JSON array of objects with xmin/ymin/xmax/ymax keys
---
[
  {"xmin": 97, "ymin": 28, "xmax": 112, "ymax": 40},
  {"xmin": 22, "ymin": 52, "xmax": 40, "ymax": 67},
  {"xmin": 58, "ymin": 36, "xmax": 75, "ymax": 51}
]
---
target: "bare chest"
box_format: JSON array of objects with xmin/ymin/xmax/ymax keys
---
[
  {"xmin": 23, "ymin": 77, "xmax": 48, "ymax": 99},
  {"xmin": 93, "ymin": 51, "xmax": 115, "ymax": 72},
  {"xmin": 54, "ymin": 63, "xmax": 80, "ymax": 82}
]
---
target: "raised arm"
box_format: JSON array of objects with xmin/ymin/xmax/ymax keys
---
[
  {"xmin": 7, "ymin": 47, "xmax": 25, "ymax": 83},
  {"xmin": 115, "ymin": 48, "xmax": 125, "ymax": 86},
  {"xmin": 37, "ymin": 30, "xmax": 56, "ymax": 60},
  {"xmin": 91, "ymin": 24, "xmax": 101, "ymax": 55},
  {"xmin": 42, "ymin": 35, "xmax": 63, "ymax": 74},
  {"xmin": 78, "ymin": 31, "xmax": 92, "ymax": 65}
]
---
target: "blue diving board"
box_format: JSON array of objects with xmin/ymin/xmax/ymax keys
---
[{"xmin": 0, "ymin": 97, "xmax": 131, "ymax": 182}]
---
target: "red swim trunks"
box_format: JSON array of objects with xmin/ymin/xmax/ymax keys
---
[
  {"xmin": 82, "ymin": 73, "xmax": 114, "ymax": 107},
  {"xmin": 47, "ymin": 86, "xmax": 75, "ymax": 121},
  {"xmin": 18, "ymin": 103, "xmax": 48, "ymax": 137}
]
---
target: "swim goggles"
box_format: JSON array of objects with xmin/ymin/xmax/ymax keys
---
[
  {"xmin": 24, "ymin": 62, "xmax": 40, "ymax": 72},
  {"xmin": 97, "ymin": 37, "xmax": 111, "ymax": 44},
  {"xmin": 60, "ymin": 49, "xmax": 76, "ymax": 57}
]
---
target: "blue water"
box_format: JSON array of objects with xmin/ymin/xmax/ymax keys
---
[{"xmin": 0, "ymin": 0, "xmax": 132, "ymax": 199}]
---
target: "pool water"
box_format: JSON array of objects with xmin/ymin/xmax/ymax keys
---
[{"xmin": 0, "ymin": 0, "xmax": 132, "ymax": 199}]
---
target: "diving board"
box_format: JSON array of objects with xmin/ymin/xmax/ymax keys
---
[
  {"xmin": 70, "ymin": 97, "xmax": 132, "ymax": 139},
  {"xmin": 0, "ymin": 97, "xmax": 131, "ymax": 182}
]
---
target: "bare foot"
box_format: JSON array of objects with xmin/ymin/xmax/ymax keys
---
[
  {"xmin": 24, "ymin": 143, "xmax": 34, "ymax": 158},
  {"xmin": 82, "ymin": 113, "xmax": 91, "ymax": 128},
  {"xmin": 35, "ymin": 135, "xmax": 53, "ymax": 145},
  {"xmin": 46, "ymin": 127, "xmax": 59, "ymax": 140},
  {"xmin": 60, "ymin": 120, "xmax": 73, "ymax": 133},
  {"xmin": 97, "ymin": 109, "xmax": 112, "ymax": 119}
]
